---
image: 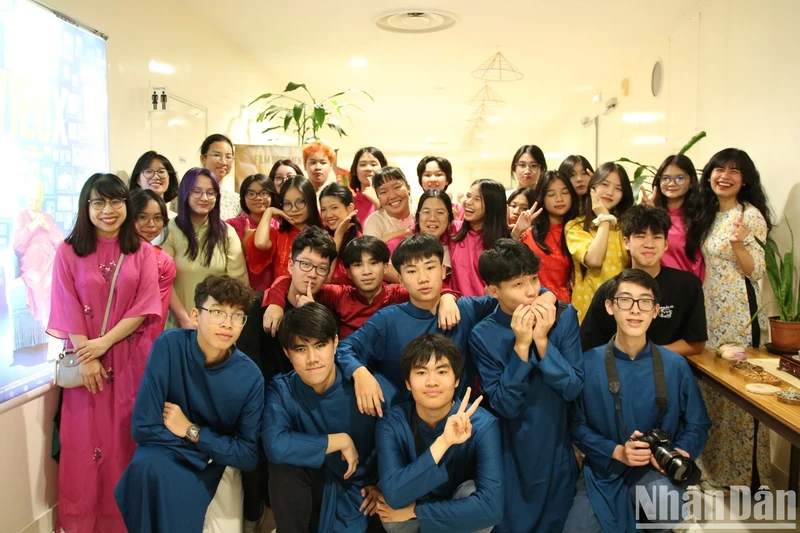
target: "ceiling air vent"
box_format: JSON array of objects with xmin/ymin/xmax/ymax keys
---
[{"xmin": 375, "ymin": 10, "xmax": 457, "ymax": 34}]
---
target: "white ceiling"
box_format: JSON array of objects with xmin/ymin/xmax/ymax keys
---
[{"xmin": 184, "ymin": 0, "xmax": 700, "ymax": 166}]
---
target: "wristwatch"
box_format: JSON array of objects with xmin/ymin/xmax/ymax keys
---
[{"xmin": 185, "ymin": 424, "xmax": 200, "ymax": 443}]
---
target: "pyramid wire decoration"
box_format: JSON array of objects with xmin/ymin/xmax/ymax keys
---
[
  {"xmin": 467, "ymin": 84, "xmax": 505, "ymax": 106},
  {"xmin": 472, "ymin": 52, "xmax": 524, "ymax": 82}
]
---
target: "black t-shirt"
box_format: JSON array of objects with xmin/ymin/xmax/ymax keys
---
[{"xmin": 580, "ymin": 266, "xmax": 708, "ymax": 351}]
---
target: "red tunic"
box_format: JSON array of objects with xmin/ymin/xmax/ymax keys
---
[
  {"xmin": 244, "ymin": 225, "xmax": 301, "ymax": 282},
  {"xmin": 522, "ymin": 223, "xmax": 572, "ymax": 302}
]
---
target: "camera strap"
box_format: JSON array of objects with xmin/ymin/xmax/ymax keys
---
[{"xmin": 604, "ymin": 337, "xmax": 668, "ymax": 442}]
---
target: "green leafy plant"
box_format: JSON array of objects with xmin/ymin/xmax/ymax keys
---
[
  {"xmin": 250, "ymin": 82, "xmax": 374, "ymax": 146},
  {"xmin": 616, "ymin": 130, "xmax": 707, "ymax": 199},
  {"xmin": 755, "ymin": 216, "xmax": 800, "ymax": 322}
]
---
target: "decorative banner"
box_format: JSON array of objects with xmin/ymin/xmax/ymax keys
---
[{"xmin": 233, "ymin": 145, "xmax": 302, "ymax": 192}]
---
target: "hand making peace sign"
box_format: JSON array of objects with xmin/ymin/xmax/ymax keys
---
[{"xmin": 442, "ymin": 387, "xmax": 484, "ymax": 446}]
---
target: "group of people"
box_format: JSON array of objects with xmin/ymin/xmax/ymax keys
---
[{"xmin": 45, "ymin": 133, "xmax": 776, "ymax": 533}]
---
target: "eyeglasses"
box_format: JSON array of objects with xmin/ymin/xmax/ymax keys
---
[
  {"xmin": 245, "ymin": 190, "xmax": 272, "ymax": 200},
  {"xmin": 200, "ymin": 307, "xmax": 248, "ymax": 327},
  {"xmin": 295, "ymin": 259, "xmax": 330, "ymax": 276},
  {"xmin": 282, "ymin": 198, "xmax": 307, "ymax": 211},
  {"xmin": 142, "ymin": 169, "xmax": 169, "ymax": 181},
  {"xmin": 273, "ymin": 173, "xmax": 295, "ymax": 184},
  {"xmin": 660, "ymin": 175, "xmax": 687, "ymax": 185},
  {"xmin": 190, "ymin": 189, "xmax": 218, "ymax": 200},
  {"xmin": 89, "ymin": 198, "xmax": 125, "ymax": 210},
  {"xmin": 136, "ymin": 214, "xmax": 164, "ymax": 225},
  {"xmin": 205, "ymin": 152, "xmax": 234, "ymax": 163},
  {"xmin": 419, "ymin": 208, "xmax": 448, "ymax": 219},
  {"xmin": 516, "ymin": 163, "xmax": 541, "ymax": 172},
  {"xmin": 612, "ymin": 297, "xmax": 656, "ymax": 312}
]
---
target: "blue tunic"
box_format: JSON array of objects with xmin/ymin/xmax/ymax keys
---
[
  {"xmin": 262, "ymin": 365, "xmax": 398, "ymax": 533},
  {"xmin": 336, "ymin": 297, "xmax": 498, "ymax": 400},
  {"xmin": 570, "ymin": 343, "xmax": 711, "ymax": 533},
  {"xmin": 469, "ymin": 304, "xmax": 584, "ymax": 533},
  {"xmin": 115, "ymin": 329, "xmax": 265, "ymax": 533},
  {"xmin": 376, "ymin": 400, "xmax": 504, "ymax": 533}
]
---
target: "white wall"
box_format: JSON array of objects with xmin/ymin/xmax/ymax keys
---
[{"xmin": 0, "ymin": 0, "xmax": 276, "ymax": 530}]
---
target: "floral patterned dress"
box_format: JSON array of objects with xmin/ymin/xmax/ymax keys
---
[{"xmin": 697, "ymin": 203, "xmax": 771, "ymax": 487}]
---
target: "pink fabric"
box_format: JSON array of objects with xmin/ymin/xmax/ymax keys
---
[
  {"xmin": 153, "ymin": 246, "xmax": 176, "ymax": 334},
  {"xmin": 227, "ymin": 214, "xmax": 279, "ymax": 290},
  {"xmin": 12, "ymin": 209, "xmax": 62, "ymax": 324},
  {"xmin": 448, "ymin": 221, "xmax": 486, "ymax": 297},
  {"xmin": 662, "ymin": 207, "xmax": 706, "ymax": 282},
  {"xmin": 353, "ymin": 191, "xmax": 376, "ymax": 227},
  {"xmin": 48, "ymin": 237, "xmax": 162, "ymax": 533}
]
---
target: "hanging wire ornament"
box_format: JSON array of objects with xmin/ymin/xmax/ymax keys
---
[
  {"xmin": 467, "ymin": 85, "xmax": 505, "ymax": 106},
  {"xmin": 472, "ymin": 52, "xmax": 524, "ymax": 81}
]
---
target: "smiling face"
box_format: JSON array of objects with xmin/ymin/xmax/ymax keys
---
[
  {"xmin": 605, "ymin": 281, "xmax": 659, "ymax": 338},
  {"xmin": 487, "ymin": 273, "xmax": 541, "ymax": 315},
  {"xmin": 593, "ymin": 171, "xmax": 624, "ymax": 211},
  {"xmin": 624, "ymin": 229, "xmax": 667, "ymax": 270},
  {"xmin": 710, "ymin": 163, "xmax": 743, "ymax": 201},
  {"xmin": 420, "ymin": 161, "xmax": 448, "ymax": 191},
  {"xmin": 319, "ymin": 196, "xmax": 354, "ymax": 232},
  {"xmin": 570, "ymin": 161, "xmax": 590, "ymax": 196},
  {"xmin": 88, "ymin": 191, "xmax": 127, "ymax": 239},
  {"xmin": 356, "ymin": 152, "xmax": 382, "ymax": 188},
  {"xmin": 658, "ymin": 164, "xmax": 691, "ymax": 201},
  {"xmin": 399, "ymin": 256, "xmax": 446, "ymax": 307},
  {"xmin": 134, "ymin": 198, "xmax": 165, "ymax": 243},
  {"xmin": 200, "ymin": 141, "xmax": 233, "ymax": 183},
  {"xmin": 514, "ymin": 153, "xmax": 541, "ymax": 188},
  {"xmin": 346, "ymin": 251, "xmax": 386, "ymax": 294},
  {"xmin": 138, "ymin": 158, "xmax": 169, "ymax": 196},
  {"xmin": 507, "ymin": 193, "xmax": 530, "ymax": 226},
  {"xmin": 406, "ymin": 353, "xmax": 458, "ymax": 411},
  {"xmin": 188, "ymin": 175, "xmax": 218, "ymax": 219},
  {"xmin": 463, "ymin": 183, "xmax": 486, "ymax": 227},
  {"xmin": 544, "ymin": 178, "xmax": 572, "ymax": 220},
  {"xmin": 306, "ymin": 151, "xmax": 332, "ymax": 190},
  {"xmin": 418, "ymin": 197, "xmax": 450, "ymax": 238},
  {"xmin": 243, "ymin": 181, "xmax": 271, "ymax": 216},
  {"xmin": 285, "ymin": 334, "xmax": 339, "ymax": 392},
  {"xmin": 376, "ymin": 178, "xmax": 411, "ymax": 219},
  {"xmin": 191, "ymin": 296, "xmax": 246, "ymax": 354}
]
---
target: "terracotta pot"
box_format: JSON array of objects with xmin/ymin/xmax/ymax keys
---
[{"xmin": 769, "ymin": 316, "xmax": 800, "ymax": 351}]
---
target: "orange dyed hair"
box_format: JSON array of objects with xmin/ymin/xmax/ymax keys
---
[{"xmin": 302, "ymin": 141, "xmax": 336, "ymax": 166}]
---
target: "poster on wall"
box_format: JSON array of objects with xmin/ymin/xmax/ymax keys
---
[
  {"xmin": 233, "ymin": 144, "xmax": 302, "ymax": 191},
  {"xmin": 0, "ymin": 0, "xmax": 109, "ymax": 407}
]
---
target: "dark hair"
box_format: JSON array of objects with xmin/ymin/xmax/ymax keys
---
[
  {"xmin": 66, "ymin": 173, "xmax": 141, "ymax": 257},
  {"xmin": 400, "ymin": 334, "xmax": 463, "ymax": 383},
  {"xmin": 319, "ymin": 183, "xmax": 362, "ymax": 251},
  {"xmin": 581, "ymin": 163, "xmax": 635, "ymax": 231},
  {"xmin": 415, "ymin": 190, "xmax": 454, "ymax": 234},
  {"xmin": 453, "ymin": 179, "xmax": 510, "ymax": 248},
  {"xmin": 130, "ymin": 189, "xmax": 169, "ymax": 241},
  {"xmin": 558, "ymin": 155, "xmax": 594, "ymax": 191},
  {"xmin": 278, "ymin": 176, "xmax": 322, "ymax": 232},
  {"xmin": 268, "ymin": 159, "xmax": 304, "ymax": 192},
  {"xmin": 130, "ymin": 151, "xmax": 179, "ymax": 203},
  {"xmin": 685, "ymin": 148, "xmax": 773, "ymax": 258},
  {"xmin": 392, "ymin": 233, "xmax": 444, "ymax": 271},
  {"xmin": 349, "ymin": 147, "xmax": 387, "ymax": 192},
  {"xmin": 478, "ymin": 238, "xmax": 541, "ymax": 286},
  {"xmin": 174, "ymin": 167, "xmax": 227, "ymax": 266},
  {"xmin": 620, "ymin": 205, "xmax": 672, "ymax": 239},
  {"xmin": 200, "ymin": 134, "xmax": 233, "ymax": 157},
  {"xmin": 507, "ymin": 187, "xmax": 536, "ymax": 210},
  {"xmin": 373, "ymin": 166, "xmax": 410, "ymax": 191},
  {"xmin": 194, "ymin": 274, "xmax": 255, "ymax": 312},
  {"xmin": 510, "ymin": 145, "xmax": 547, "ymax": 183},
  {"xmin": 651, "ymin": 154, "xmax": 699, "ymax": 259},
  {"xmin": 416, "ymin": 156, "xmax": 453, "ymax": 190},
  {"xmin": 278, "ymin": 302, "xmax": 338, "ymax": 350},
  {"xmin": 341, "ymin": 235, "xmax": 390, "ymax": 268},
  {"xmin": 605, "ymin": 268, "xmax": 661, "ymax": 303},
  {"xmin": 290, "ymin": 226, "xmax": 337, "ymax": 263},
  {"xmin": 529, "ymin": 171, "xmax": 579, "ymax": 256},
  {"xmin": 239, "ymin": 174, "xmax": 279, "ymax": 214}
]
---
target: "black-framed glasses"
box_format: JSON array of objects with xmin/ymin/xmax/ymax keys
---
[
  {"xmin": 612, "ymin": 297, "xmax": 656, "ymax": 312},
  {"xmin": 660, "ymin": 175, "xmax": 687, "ymax": 185},
  {"xmin": 245, "ymin": 190, "xmax": 271, "ymax": 200},
  {"xmin": 273, "ymin": 173, "xmax": 296, "ymax": 185},
  {"xmin": 200, "ymin": 307, "xmax": 248, "ymax": 327},
  {"xmin": 136, "ymin": 214, "xmax": 164, "ymax": 226},
  {"xmin": 190, "ymin": 189, "xmax": 218, "ymax": 200},
  {"xmin": 295, "ymin": 259, "xmax": 330, "ymax": 276},
  {"xmin": 89, "ymin": 198, "xmax": 125, "ymax": 210},
  {"xmin": 282, "ymin": 198, "xmax": 307, "ymax": 211},
  {"xmin": 142, "ymin": 169, "xmax": 169, "ymax": 180},
  {"xmin": 516, "ymin": 163, "xmax": 541, "ymax": 172}
]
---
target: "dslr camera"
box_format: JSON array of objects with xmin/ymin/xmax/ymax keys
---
[{"xmin": 633, "ymin": 428, "xmax": 701, "ymax": 485}]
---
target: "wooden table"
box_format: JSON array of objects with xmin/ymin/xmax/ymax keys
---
[{"xmin": 687, "ymin": 348, "xmax": 800, "ymax": 491}]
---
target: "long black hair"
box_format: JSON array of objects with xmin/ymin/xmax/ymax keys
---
[
  {"xmin": 174, "ymin": 167, "xmax": 227, "ymax": 266},
  {"xmin": 349, "ymin": 147, "xmax": 387, "ymax": 192},
  {"xmin": 66, "ymin": 173, "xmax": 141, "ymax": 257},
  {"xmin": 651, "ymin": 154, "xmax": 700, "ymax": 259},
  {"xmin": 452, "ymin": 179, "xmax": 510, "ymax": 249},
  {"xmin": 129, "ymin": 151, "xmax": 179, "ymax": 203},
  {"xmin": 278, "ymin": 176, "xmax": 322, "ymax": 233},
  {"xmin": 685, "ymin": 148, "xmax": 773, "ymax": 258},
  {"xmin": 319, "ymin": 182, "xmax": 362, "ymax": 251},
  {"xmin": 510, "ymin": 145, "xmax": 547, "ymax": 183},
  {"xmin": 581, "ymin": 163, "xmax": 634, "ymax": 231},
  {"xmin": 530, "ymin": 171, "xmax": 579, "ymax": 255}
]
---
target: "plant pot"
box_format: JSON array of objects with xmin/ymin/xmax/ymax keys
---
[{"xmin": 769, "ymin": 317, "xmax": 800, "ymax": 351}]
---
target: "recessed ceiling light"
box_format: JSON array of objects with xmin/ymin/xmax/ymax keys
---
[
  {"xmin": 475, "ymin": 133, "xmax": 487, "ymax": 139},
  {"xmin": 488, "ymin": 115, "xmax": 501, "ymax": 121},
  {"xmin": 592, "ymin": 92, "xmax": 602, "ymax": 103},
  {"xmin": 148, "ymin": 60, "xmax": 175, "ymax": 75},
  {"xmin": 348, "ymin": 57, "xmax": 368, "ymax": 67},
  {"xmin": 425, "ymin": 137, "xmax": 437, "ymax": 143},
  {"xmin": 480, "ymin": 153, "xmax": 490, "ymax": 158}
]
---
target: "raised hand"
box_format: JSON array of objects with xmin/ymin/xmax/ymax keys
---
[
  {"xmin": 512, "ymin": 202, "xmax": 544, "ymax": 238},
  {"xmin": 296, "ymin": 281, "xmax": 315, "ymax": 307},
  {"xmin": 437, "ymin": 293, "xmax": 461, "ymax": 330},
  {"xmin": 729, "ymin": 215, "xmax": 750, "ymax": 245},
  {"xmin": 262, "ymin": 304, "xmax": 284, "ymax": 337},
  {"xmin": 334, "ymin": 211, "xmax": 358, "ymax": 246},
  {"xmin": 510, "ymin": 304, "xmax": 535, "ymax": 357},
  {"xmin": 353, "ymin": 367, "xmax": 385, "ymax": 417},
  {"xmin": 531, "ymin": 298, "xmax": 557, "ymax": 341},
  {"xmin": 442, "ymin": 387, "xmax": 483, "ymax": 446},
  {"xmin": 590, "ymin": 189, "xmax": 609, "ymax": 216},
  {"xmin": 243, "ymin": 219, "xmax": 255, "ymax": 243},
  {"xmin": 640, "ymin": 186, "xmax": 657, "ymax": 206}
]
